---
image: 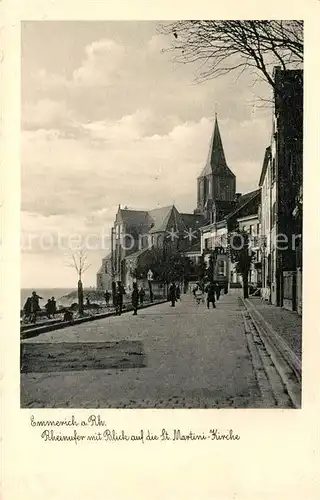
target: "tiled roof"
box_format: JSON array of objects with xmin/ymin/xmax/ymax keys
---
[
  {"xmin": 148, "ymin": 206, "xmax": 173, "ymax": 233},
  {"xmin": 148, "ymin": 205, "xmax": 188, "ymax": 234},
  {"xmin": 215, "ymin": 200, "xmax": 237, "ymax": 210},
  {"xmin": 124, "ymin": 247, "xmax": 150, "ymax": 260},
  {"xmin": 215, "ymin": 200, "xmax": 238, "ymax": 222},
  {"xmin": 225, "ymin": 189, "xmax": 261, "ymax": 220},
  {"xmin": 181, "ymin": 213, "xmax": 205, "ymax": 231},
  {"xmin": 119, "ymin": 209, "xmax": 149, "ymax": 229}
]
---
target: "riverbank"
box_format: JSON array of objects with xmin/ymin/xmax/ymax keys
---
[{"xmin": 21, "ymin": 298, "xmax": 168, "ymax": 340}]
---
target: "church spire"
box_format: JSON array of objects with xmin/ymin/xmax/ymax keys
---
[
  {"xmin": 206, "ymin": 114, "xmax": 227, "ymax": 169},
  {"xmin": 198, "ymin": 114, "xmax": 228, "ymax": 178}
]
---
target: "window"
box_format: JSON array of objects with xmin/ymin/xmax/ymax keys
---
[
  {"xmin": 203, "ymin": 177, "xmax": 208, "ymax": 201},
  {"xmin": 257, "ymin": 224, "xmax": 260, "ymax": 236},
  {"xmin": 218, "ymin": 259, "xmax": 226, "ymax": 276},
  {"xmin": 204, "ymin": 238, "xmax": 213, "ymax": 250},
  {"xmin": 271, "ymin": 158, "xmax": 276, "ymax": 183},
  {"xmin": 249, "ymin": 225, "xmax": 255, "ymax": 235},
  {"xmin": 271, "ymin": 202, "xmax": 277, "ymax": 227}
]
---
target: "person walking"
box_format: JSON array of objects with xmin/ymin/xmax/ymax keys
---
[
  {"xmin": 214, "ymin": 282, "xmax": 221, "ymax": 300},
  {"xmin": 205, "ymin": 282, "xmax": 216, "ymax": 309},
  {"xmin": 115, "ymin": 281, "xmax": 126, "ymax": 316},
  {"xmin": 23, "ymin": 296, "xmax": 32, "ymax": 323},
  {"xmin": 45, "ymin": 299, "xmax": 52, "ymax": 319},
  {"xmin": 51, "ymin": 297, "xmax": 57, "ymax": 317},
  {"xmin": 132, "ymin": 282, "xmax": 139, "ymax": 315},
  {"xmin": 168, "ymin": 282, "xmax": 177, "ymax": 307},
  {"xmin": 176, "ymin": 284, "xmax": 181, "ymax": 301},
  {"xmin": 139, "ymin": 286, "xmax": 145, "ymax": 305},
  {"xmin": 193, "ymin": 283, "xmax": 203, "ymax": 305},
  {"xmin": 30, "ymin": 291, "xmax": 42, "ymax": 323},
  {"xmin": 104, "ymin": 290, "xmax": 111, "ymax": 307}
]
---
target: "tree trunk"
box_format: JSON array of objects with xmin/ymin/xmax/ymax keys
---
[
  {"xmin": 242, "ymin": 273, "xmax": 249, "ymax": 299},
  {"xmin": 78, "ymin": 279, "xmax": 84, "ymax": 315}
]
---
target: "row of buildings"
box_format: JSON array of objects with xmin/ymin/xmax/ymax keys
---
[{"xmin": 97, "ymin": 66, "xmax": 303, "ymax": 314}]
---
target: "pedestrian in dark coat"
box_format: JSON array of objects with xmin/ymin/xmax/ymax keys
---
[
  {"xmin": 104, "ymin": 290, "xmax": 111, "ymax": 307},
  {"xmin": 23, "ymin": 297, "xmax": 32, "ymax": 322},
  {"xmin": 176, "ymin": 284, "xmax": 181, "ymax": 301},
  {"xmin": 205, "ymin": 282, "xmax": 216, "ymax": 309},
  {"xmin": 139, "ymin": 287, "xmax": 145, "ymax": 305},
  {"xmin": 168, "ymin": 282, "xmax": 177, "ymax": 307},
  {"xmin": 30, "ymin": 291, "xmax": 42, "ymax": 323},
  {"xmin": 132, "ymin": 282, "xmax": 139, "ymax": 315},
  {"xmin": 51, "ymin": 297, "xmax": 57, "ymax": 317},
  {"xmin": 45, "ymin": 299, "xmax": 52, "ymax": 319},
  {"xmin": 115, "ymin": 281, "xmax": 126, "ymax": 316},
  {"xmin": 214, "ymin": 282, "xmax": 221, "ymax": 300}
]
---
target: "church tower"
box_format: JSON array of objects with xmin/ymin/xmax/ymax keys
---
[{"xmin": 196, "ymin": 114, "xmax": 236, "ymax": 221}]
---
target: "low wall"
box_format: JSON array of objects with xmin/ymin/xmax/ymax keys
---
[
  {"xmin": 21, "ymin": 298, "xmax": 168, "ymax": 340},
  {"xmin": 296, "ymin": 268, "xmax": 302, "ymax": 316}
]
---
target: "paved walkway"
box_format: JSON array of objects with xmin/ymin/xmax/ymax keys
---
[
  {"xmin": 247, "ymin": 297, "xmax": 302, "ymax": 359},
  {"xmin": 21, "ymin": 291, "xmax": 263, "ymax": 409}
]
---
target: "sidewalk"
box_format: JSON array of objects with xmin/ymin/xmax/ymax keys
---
[
  {"xmin": 21, "ymin": 292, "xmax": 262, "ymax": 408},
  {"xmin": 247, "ymin": 297, "xmax": 302, "ymax": 359}
]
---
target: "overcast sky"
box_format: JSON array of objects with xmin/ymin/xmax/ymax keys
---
[{"xmin": 21, "ymin": 21, "xmax": 272, "ymax": 288}]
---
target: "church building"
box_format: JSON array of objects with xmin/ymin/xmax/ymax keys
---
[
  {"xmin": 97, "ymin": 113, "xmax": 261, "ymax": 292},
  {"xmin": 188, "ymin": 114, "xmax": 262, "ymax": 290},
  {"xmin": 195, "ymin": 114, "xmax": 239, "ymax": 222}
]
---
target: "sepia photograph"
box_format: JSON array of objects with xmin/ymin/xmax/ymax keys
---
[{"xmin": 20, "ymin": 20, "xmax": 303, "ymax": 409}]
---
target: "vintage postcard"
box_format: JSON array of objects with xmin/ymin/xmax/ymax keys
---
[{"xmin": 2, "ymin": 1, "xmax": 319, "ymax": 499}]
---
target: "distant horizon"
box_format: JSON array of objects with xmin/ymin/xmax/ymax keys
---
[{"xmin": 21, "ymin": 284, "xmax": 96, "ymax": 290}]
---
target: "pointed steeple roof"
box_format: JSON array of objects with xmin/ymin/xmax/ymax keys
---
[{"xmin": 199, "ymin": 114, "xmax": 229, "ymax": 178}]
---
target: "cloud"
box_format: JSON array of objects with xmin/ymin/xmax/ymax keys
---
[
  {"xmin": 21, "ymin": 24, "xmax": 272, "ymax": 286},
  {"xmin": 21, "ymin": 109, "xmax": 268, "ymax": 226},
  {"xmin": 22, "ymin": 33, "xmax": 271, "ymax": 128},
  {"xmin": 22, "ymin": 99, "xmax": 75, "ymax": 130},
  {"xmin": 72, "ymin": 39, "xmax": 127, "ymax": 87}
]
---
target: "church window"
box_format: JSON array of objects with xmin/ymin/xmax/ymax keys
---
[
  {"xmin": 271, "ymin": 202, "xmax": 277, "ymax": 227},
  {"xmin": 203, "ymin": 177, "xmax": 208, "ymax": 201},
  {"xmin": 271, "ymin": 158, "xmax": 276, "ymax": 183},
  {"xmin": 157, "ymin": 234, "xmax": 164, "ymax": 247}
]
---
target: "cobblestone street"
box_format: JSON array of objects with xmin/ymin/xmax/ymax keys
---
[{"xmin": 21, "ymin": 291, "xmax": 293, "ymax": 409}]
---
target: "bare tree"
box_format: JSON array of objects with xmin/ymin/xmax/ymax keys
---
[
  {"xmin": 158, "ymin": 21, "xmax": 303, "ymax": 89},
  {"xmin": 68, "ymin": 247, "xmax": 91, "ymax": 316}
]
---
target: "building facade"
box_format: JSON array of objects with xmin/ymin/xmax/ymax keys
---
[
  {"xmin": 199, "ymin": 189, "xmax": 261, "ymax": 290},
  {"xmin": 97, "ymin": 204, "xmax": 204, "ymax": 291},
  {"xmin": 259, "ymin": 67, "xmax": 303, "ymax": 312},
  {"xmin": 237, "ymin": 214, "xmax": 261, "ymax": 287}
]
